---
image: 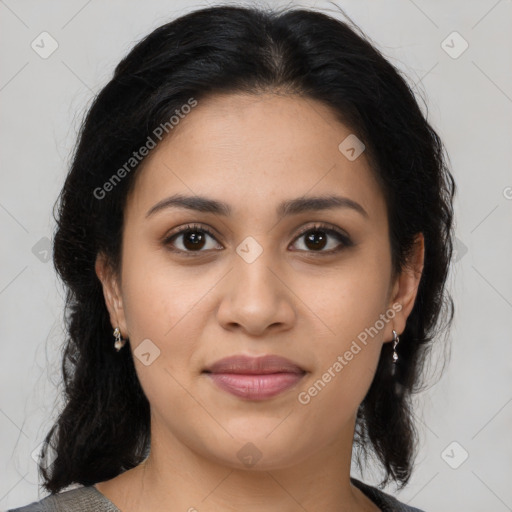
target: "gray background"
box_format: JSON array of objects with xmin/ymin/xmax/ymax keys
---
[{"xmin": 1, "ymin": 1, "xmax": 511, "ymax": 510}]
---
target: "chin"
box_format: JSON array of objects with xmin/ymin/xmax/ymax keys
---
[{"xmin": 198, "ymin": 429, "xmax": 310, "ymax": 471}]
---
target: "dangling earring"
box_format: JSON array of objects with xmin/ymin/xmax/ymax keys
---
[
  {"xmin": 390, "ymin": 329, "xmax": 400, "ymax": 377},
  {"xmin": 113, "ymin": 327, "xmax": 127, "ymax": 352},
  {"xmin": 392, "ymin": 329, "xmax": 399, "ymax": 364}
]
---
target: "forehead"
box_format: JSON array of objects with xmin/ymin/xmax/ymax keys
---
[{"xmin": 125, "ymin": 93, "xmax": 386, "ymax": 223}]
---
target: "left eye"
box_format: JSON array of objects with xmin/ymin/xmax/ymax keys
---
[
  {"xmin": 290, "ymin": 225, "xmax": 351, "ymax": 253},
  {"xmin": 163, "ymin": 223, "xmax": 351, "ymax": 255}
]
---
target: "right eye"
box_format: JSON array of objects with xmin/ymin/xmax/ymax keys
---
[{"xmin": 163, "ymin": 223, "xmax": 223, "ymax": 254}]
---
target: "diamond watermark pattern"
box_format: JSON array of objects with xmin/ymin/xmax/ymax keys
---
[
  {"xmin": 133, "ymin": 338, "xmax": 161, "ymax": 366},
  {"xmin": 236, "ymin": 236, "xmax": 263, "ymax": 264},
  {"xmin": 237, "ymin": 442, "xmax": 263, "ymax": 467},
  {"xmin": 31, "ymin": 441, "xmax": 57, "ymax": 470},
  {"xmin": 338, "ymin": 134, "xmax": 365, "ymax": 161},
  {"xmin": 441, "ymin": 31, "xmax": 469, "ymax": 59},
  {"xmin": 441, "ymin": 441, "xmax": 469, "ymax": 469},
  {"xmin": 453, "ymin": 237, "xmax": 468, "ymax": 263},
  {"xmin": 31, "ymin": 236, "xmax": 52, "ymax": 263},
  {"xmin": 31, "ymin": 32, "xmax": 59, "ymax": 59}
]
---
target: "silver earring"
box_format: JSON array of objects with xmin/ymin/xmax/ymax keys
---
[
  {"xmin": 392, "ymin": 330, "xmax": 399, "ymax": 364},
  {"xmin": 390, "ymin": 330, "xmax": 400, "ymax": 377},
  {"xmin": 113, "ymin": 327, "xmax": 126, "ymax": 351}
]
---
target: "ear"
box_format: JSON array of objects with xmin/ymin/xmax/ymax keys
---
[
  {"xmin": 95, "ymin": 252, "xmax": 128, "ymax": 338},
  {"xmin": 385, "ymin": 233, "xmax": 425, "ymax": 340}
]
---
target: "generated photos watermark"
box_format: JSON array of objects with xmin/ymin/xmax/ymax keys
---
[
  {"xmin": 297, "ymin": 302, "xmax": 403, "ymax": 405},
  {"xmin": 93, "ymin": 97, "xmax": 198, "ymax": 200}
]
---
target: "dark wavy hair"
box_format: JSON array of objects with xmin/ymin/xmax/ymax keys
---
[{"xmin": 39, "ymin": 3, "xmax": 456, "ymax": 494}]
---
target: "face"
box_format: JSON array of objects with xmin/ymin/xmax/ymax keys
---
[{"xmin": 96, "ymin": 92, "xmax": 423, "ymax": 471}]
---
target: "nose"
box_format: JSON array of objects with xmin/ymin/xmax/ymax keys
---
[{"xmin": 215, "ymin": 245, "xmax": 296, "ymax": 337}]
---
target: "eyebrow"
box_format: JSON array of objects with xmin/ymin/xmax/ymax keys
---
[{"xmin": 145, "ymin": 193, "xmax": 369, "ymax": 220}]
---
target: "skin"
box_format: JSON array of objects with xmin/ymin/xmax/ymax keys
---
[{"xmin": 95, "ymin": 92, "xmax": 424, "ymax": 512}]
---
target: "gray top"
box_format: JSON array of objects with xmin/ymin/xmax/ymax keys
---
[{"xmin": 7, "ymin": 478, "xmax": 425, "ymax": 511}]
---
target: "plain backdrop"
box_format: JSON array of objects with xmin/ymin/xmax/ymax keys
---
[{"xmin": 1, "ymin": 1, "xmax": 511, "ymax": 511}]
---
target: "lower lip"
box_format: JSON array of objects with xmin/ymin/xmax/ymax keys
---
[{"xmin": 205, "ymin": 372, "xmax": 305, "ymax": 400}]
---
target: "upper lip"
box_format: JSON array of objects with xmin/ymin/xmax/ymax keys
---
[{"xmin": 203, "ymin": 355, "xmax": 306, "ymax": 375}]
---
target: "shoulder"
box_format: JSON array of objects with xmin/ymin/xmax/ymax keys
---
[
  {"xmin": 6, "ymin": 485, "xmax": 120, "ymax": 512},
  {"xmin": 351, "ymin": 477, "xmax": 426, "ymax": 512}
]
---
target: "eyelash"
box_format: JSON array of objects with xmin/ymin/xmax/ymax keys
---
[{"xmin": 162, "ymin": 222, "xmax": 353, "ymax": 257}]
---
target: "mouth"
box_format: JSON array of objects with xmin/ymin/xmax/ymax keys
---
[
  {"xmin": 203, "ymin": 354, "xmax": 306, "ymax": 375},
  {"xmin": 202, "ymin": 354, "xmax": 306, "ymax": 400}
]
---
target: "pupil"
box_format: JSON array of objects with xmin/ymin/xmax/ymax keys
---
[
  {"xmin": 305, "ymin": 230, "xmax": 327, "ymax": 250},
  {"xmin": 184, "ymin": 230, "xmax": 205, "ymax": 250}
]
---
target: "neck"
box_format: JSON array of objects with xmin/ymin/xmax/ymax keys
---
[{"xmin": 96, "ymin": 413, "xmax": 378, "ymax": 512}]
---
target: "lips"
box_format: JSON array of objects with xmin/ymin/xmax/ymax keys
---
[
  {"xmin": 202, "ymin": 354, "xmax": 306, "ymax": 400},
  {"xmin": 203, "ymin": 354, "xmax": 306, "ymax": 375}
]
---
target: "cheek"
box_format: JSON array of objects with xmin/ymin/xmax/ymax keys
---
[
  {"xmin": 296, "ymin": 272, "xmax": 388, "ymax": 435},
  {"xmin": 120, "ymin": 265, "xmax": 206, "ymax": 408},
  {"xmin": 303, "ymin": 253, "xmax": 391, "ymax": 344},
  {"xmin": 295, "ymin": 251, "xmax": 390, "ymax": 410},
  {"xmin": 121, "ymin": 245, "xmax": 207, "ymax": 337},
  {"xmin": 120, "ymin": 249, "xmax": 220, "ymax": 385},
  {"xmin": 294, "ymin": 344, "xmax": 381, "ymax": 453}
]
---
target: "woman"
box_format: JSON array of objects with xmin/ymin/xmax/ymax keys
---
[{"xmin": 9, "ymin": 4, "xmax": 455, "ymax": 511}]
